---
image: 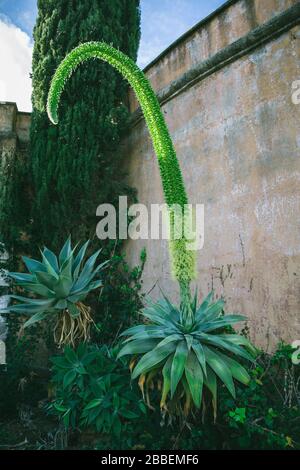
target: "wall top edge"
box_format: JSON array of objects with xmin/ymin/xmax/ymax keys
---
[{"xmin": 142, "ymin": 0, "xmax": 238, "ymax": 73}]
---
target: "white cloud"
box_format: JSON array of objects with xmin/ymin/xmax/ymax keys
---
[{"xmin": 0, "ymin": 15, "xmax": 32, "ymax": 112}]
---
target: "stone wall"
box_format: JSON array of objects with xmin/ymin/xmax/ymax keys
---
[{"xmin": 123, "ymin": 0, "xmax": 300, "ymax": 350}]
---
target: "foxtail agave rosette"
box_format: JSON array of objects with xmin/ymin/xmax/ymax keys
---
[
  {"xmin": 118, "ymin": 292, "xmax": 256, "ymax": 415},
  {"xmin": 1, "ymin": 237, "xmax": 107, "ymax": 346}
]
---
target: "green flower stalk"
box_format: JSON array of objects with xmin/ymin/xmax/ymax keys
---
[{"xmin": 47, "ymin": 41, "xmax": 196, "ymax": 312}]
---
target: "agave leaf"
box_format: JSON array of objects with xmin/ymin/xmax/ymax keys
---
[
  {"xmin": 155, "ymin": 334, "xmax": 182, "ymax": 348},
  {"xmin": 59, "ymin": 236, "xmax": 72, "ymax": 267},
  {"xmin": 120, "ymin": 324, "xmax": 164, "ymax": 337},
  {"xmin": 85, "ymin": 261, "xmax": 109, "ymax": 284},
  {"xmin": 54, "ymin": 299, "xmax": 68, "ymax": 309},
  {"xmin": 123, "ymin": 330, "xmax": 167, "ymax": 344},
  {"xmin": 161, "ymin": 355, "xmax": 173, "ymax": 407},
  {"xmin": 197, "ymin": 299, "xmax": 225, "ymax": 324},
  {"xmin": 10, "ymin": 295, "xmax": 55, "ymax": 306},
  {"xmin": 71, "ymin": 256, "xmax": 105, "ymax": 293},
  {"xmin": 140, "ymin": 307, "xmax": 176, "ymax": 328},
  {"xmin": 200, "ymin": 314, "xmax": 247, "ymax": 332},
  {"xmin": 218, "ymin": 334, "xmax": 258, "ymax": 356},
  {"xmin": 35, "ymin": 271, "xmax": 59, "ymax": 290},
  {"xmin": 192, "ymin": 341, "xmax": 207, "ymax": 377},
  {"xmin": 118, "ymin": 339, "xmax": 159, "ymax": 358},
  {"xmin": 67, "ymin": 291, "xmax": 88, "ymax": 303},
  {"xmin": 204, "ymin": 366, "xmax": 217, "ymax": 418},
  {"xmin": 203, "ymin": 345, "xmax": 235, "ymax": 398},
  {"xmin": 185, "ymin": 334, "xmax": 194, "ymax": 351},
  {"xmin": 158, "ymin": 294, "xmax": 181, "ymax": 322},
  {"xmin": 139, "ymin": 307, "xmax": 166, "ymax": 325},
  {"xmin": 43, "ymin": 247, "xmax": 59, "ymax": 273},
  {"xmin": 53, "ymin": 275, "xmax": 73, "ymax": 298},
  {"xmin": 23, "ymin": 311, "xmax": 49, "ymax": 328},
  {"xmin": 151, "ymin": 297, "xmax": 180, "ymax": 322},
  {"xmin": 40, "ymin": 251, "xmax": 59, "ymax": 278},
  {"xmin": 132, "ymin": 343, "xmax": 176, "ymax": 379},
  {"xmin": 8, "ymin": 272, "xmax": 35, "ymax": 283},
  {"xmin": 195, "ymin": 291, "xmax": 213, "ymax": 320},
  {"xmin": 60, "ymin": 253, "xmax": 74, "ymax": 279},
  {"xmin": 87, "ymin": 279, "xmax": 103, "ymax": 291},
  {"xmin": 75, "ymin": 248, "xmax": 101, "ymax": 282},
  {"xmin": 72, "ymin": 240, "xmax": 90, "ymax": 279},
  {"xmin": 6, "ymin": 304, "xmax": 46, "ymax": 315},
  {"xmin": 8, "ymin": 300, "xmax": 54, "ymax": 315},
  {"xmin": 185, "ymin": 351, "xmax": 203, "ymax": 408},
  {"xmin": 191, "ymin": 288, "xmax": 198, "ymax": 314},
  {"xmin": 22, "ymin": 256, "xmax": 47, "ymax": 274},
  {"xmin": 197, "ymin": 332, "xmax": 255, "ymax": 363},
  {"xmin": 217, "ymin": 352, "xmax": 251, "ymax": 385},
  {"xmin": 18, "ymin": 282, "xmax": 56, "ymax": 298},
  {"xmin": 171, "ymin": 341, "xmax": 189, "ymax": 397},
  {"xmin": 67, "ymin": 278, "xmax": 103, "ymax": 302}
]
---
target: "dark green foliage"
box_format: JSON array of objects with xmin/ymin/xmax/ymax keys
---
[
  {"xmin": 30, "ymin": 0, "xmax": 141, "ymax": 250},
  {"xmin": 0, "ymin": 318, "xmax": 46, "ymax": 419},
  {"xmin": 0, "ymin": 148, "xmax": 32, "ymax": 270},
  {"xmin": 0, "ymin": 1, "xmax": 142, "ymax": 424},
  {"xmin": 92, "ymin": 248, "xmax": 146, "ymax": 344},
  {"xmin": 89, "ymin": 344, "xmax": 300, "ymax": 450},
  {"xmin": 47, "ymin": 343, "xmax": 146, "ymax": 436}
]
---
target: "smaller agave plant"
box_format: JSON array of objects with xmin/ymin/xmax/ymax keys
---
[
  {"xmin": 0, "ymin": 237, "xmax": 107, "ymax": 347},
  {"xmin": 118, "ymin": 292, "xmax": 257, "ymax": 416}
]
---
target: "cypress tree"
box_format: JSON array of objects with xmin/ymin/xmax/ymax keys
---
[{"xmin": 30, "ymin": 0, "xmax": 141, "ymax": 250}]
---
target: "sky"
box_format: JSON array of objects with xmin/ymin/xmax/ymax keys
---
[{"xmin": 0, "ymin": 0, "xmax": 225, "ymax": 111}]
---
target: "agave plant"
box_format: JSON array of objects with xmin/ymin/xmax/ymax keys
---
[
  {"xmin": 118, "ymin": 292, "xmax": 256, "ymax": 416},
  {"xmin": 47, "ymin": 42, "xmax": 257, "ymax": 414},
  {"xmin": 0, "ymin": 237, "xmax": 107, "ymax": 346}
]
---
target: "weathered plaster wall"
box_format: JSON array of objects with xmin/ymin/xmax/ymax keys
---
[{"xmin": 124, "ymin": 0, "xmax": 300, "ymax": 350}]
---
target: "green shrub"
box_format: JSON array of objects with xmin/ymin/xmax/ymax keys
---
[
  {"xmin": 47, "ymin": 343, "xmax": 146, "ymax": 436},
  {"xmin": 91, "ymin": 344, "xmax": 300, "ymax": 450},
  {"xmin": 0, "ymin": 320, "xmax": 45, "ymax": 419}
]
